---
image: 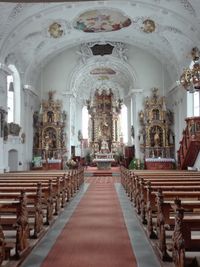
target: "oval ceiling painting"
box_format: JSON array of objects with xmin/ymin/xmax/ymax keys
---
[{"xmin": 74, "ymin": 9, "xmax": 131, "ymax": 33}]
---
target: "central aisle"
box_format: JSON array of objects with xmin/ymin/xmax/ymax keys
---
[{"xmin": 41, "ymin": 177, "xmax": 137, "ymax": 267}]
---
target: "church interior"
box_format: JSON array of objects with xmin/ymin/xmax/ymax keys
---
[{"xmin": 0, "ymin": 1, "xmax": 200, "ymax": 267}]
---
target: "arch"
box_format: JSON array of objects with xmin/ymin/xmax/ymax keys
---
[
  {"xmin": 8, "ymin": 149, "xmax": 18, "ymax": 172},
  {"xmin": 69, "ymin": 55, "xmax": 139, "ymax": 101}
]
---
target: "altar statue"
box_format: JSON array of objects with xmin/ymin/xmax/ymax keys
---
[
  {"xmin": 154, "ymin": 130, "xmax": 160, "ymax": 147},
  {"xmin": 101, "ymin": 139, "xmax": 109, "ymax": 152}
]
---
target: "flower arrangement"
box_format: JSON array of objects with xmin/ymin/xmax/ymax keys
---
[
  {"xmin": 66, "ymin": 158, "xmax": 77, "ymax": 169},
  {"xmin": 128, "ymin": 158, "xmax": 144, "ymax": 170}
]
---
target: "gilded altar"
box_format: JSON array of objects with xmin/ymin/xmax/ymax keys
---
[
  {"xmin": 33, "ymin": 91, "xmax": 66, "ymax": 163},
  {"xmin": 139, "ymin": 88, "xmax": 175, "ymax": 167},
  {"xmin": 87, "ymin": 88, "xmax": 122, "ymax": 154}
]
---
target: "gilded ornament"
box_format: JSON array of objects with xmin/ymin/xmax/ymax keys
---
[
  {"xmin": 48, "ymin": 22, "xmax": 63, "ymax": 38},
  {"xmin": 142, "ymin": 19, "xmax": 156, "ymax": 33}
]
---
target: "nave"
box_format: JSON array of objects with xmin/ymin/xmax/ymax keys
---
[{"xmin": 20, "ymin": 174, "xmax": 160, "ymax": 267}]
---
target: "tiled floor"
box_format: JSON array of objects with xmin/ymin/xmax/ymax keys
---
[{"xmin": 21, "ymin": 179, "xmax": 162, "ymax": 267}]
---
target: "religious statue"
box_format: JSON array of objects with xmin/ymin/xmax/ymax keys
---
[
  {"xmin": 47, "ymin": 111, "xmax": 54, "ymax": 123},
  {"xmin": 154, "ymin": 130, "xmax": 160, "ymax": 147},
  {"xmin": 101, "ymin": 139, "xmax": 109, "ymax": 152}
]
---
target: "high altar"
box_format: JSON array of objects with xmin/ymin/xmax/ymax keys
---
[
  {"xmin": 139, "ymin": 88, "xmax": 175, "ymax": 169},
  {"xmin": 87, "ymin": 88, "xmax": 122, "ymax": 169}
]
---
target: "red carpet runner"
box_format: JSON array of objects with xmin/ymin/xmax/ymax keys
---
[{"xmin": 41, "ymin": 177, "xmax": 137, "ymax": 267}]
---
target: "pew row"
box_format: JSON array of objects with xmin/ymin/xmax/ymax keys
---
[
  {"xmin": 120, "ymin": 167, "xmax": 200, "ymax": 267},
  {"xmin": 0, "ymin": 167, "xmax": 84, "ymax": 266}
]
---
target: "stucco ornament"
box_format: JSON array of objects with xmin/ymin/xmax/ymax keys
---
[{"xmin": 48, "ymin": 22, "xmax": 63, "ymax": 38}]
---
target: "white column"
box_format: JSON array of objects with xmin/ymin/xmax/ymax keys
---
[
  {"xmin": 129, "ymin": 90, "xmax": 143, "ymax": 159},
  {"xmin": 125, "ymin": 97, "xmax": 132, "ymax": 145},
  {"xmin": 0, "ymin": 64, "xmax": 10, "ymax": 109},
  {"xmin": 0, "ymin": 137, "xmax": 5, "ymax": 173},
  {"xmin": 23, "ymin": 87, "xmax": 38, "ymax": 170},
  {"xmin": 0, "ymin": 65, "xmax": 11, "ymax": 172},
  {"xmin": 62, "ymin": 92, "xmax": 74, "ymax": 158}
]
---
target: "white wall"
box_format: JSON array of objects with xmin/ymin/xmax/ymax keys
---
[
  {"xmin": 3, "ymin": 136, "xmax": 25, "ymax": 172},
  {"xmin": 127, "ymin": 45, "xmax": 172, "ymax": 92}
]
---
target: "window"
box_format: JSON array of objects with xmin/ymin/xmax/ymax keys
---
[
  {"xmin": 120, "ymin": 104, "xmax": 128, "ymax": 144},
  {"xmin": 82, "ymin": 106, "xmax": 89, "ymax": 139},
  {"xmin": 194, "ymin": 91, "xmax": 200, "ymax": 116},
  {"xmin": 7, "ymin": 65, "xmax": 21, "ymax": 124},
  {"xmin": 7, "ymin": 75, "xmax": 14, "ymax": 123}
]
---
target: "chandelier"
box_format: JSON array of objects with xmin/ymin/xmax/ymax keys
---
[{"xmin": 180, "ymin": 47, "xmax": 200, "ymax": 93}]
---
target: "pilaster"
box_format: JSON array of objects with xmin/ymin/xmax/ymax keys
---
[{"xmin": 128, "ymin": 89, "xmax": 143, "ymax": 159}]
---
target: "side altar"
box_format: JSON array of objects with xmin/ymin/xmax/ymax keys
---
[
  {"xmin": 32, "ymin": 91, "xmax": 67, "ymax": 170},
  {"xmin": 139, "ymin": 88, "xmax": 175, "ymax": 170}
]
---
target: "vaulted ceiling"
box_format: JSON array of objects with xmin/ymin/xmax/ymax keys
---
[{"xmin": 0, "ymin": 0, "xmax": 200, "ymax": 95}]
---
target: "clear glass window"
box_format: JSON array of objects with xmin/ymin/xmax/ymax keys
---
[{"xmin": 7, "ymin": 75, "xmax": 14, "ymax": 123}]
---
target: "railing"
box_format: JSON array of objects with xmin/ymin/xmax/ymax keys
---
[{"xmin": 177, "ymin": 116, "xmax": 200, "ymax": 169}]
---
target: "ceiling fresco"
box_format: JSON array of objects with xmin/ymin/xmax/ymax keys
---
[
  {"xmin": 74, "ymin": 9, "xmax": 131, "ymax": 33},
  {"xmin": 0, "ymin": 0, "xmax": 200, "ymax": 98}
]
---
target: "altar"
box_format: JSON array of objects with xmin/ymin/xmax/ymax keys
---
[
  {"xmin": 42, "ymin": 159, "xmax": 62, "ymax": 170},
  {"xmin": 145, "ymin": 158, "xmax": 175, "ymax": 170},
  {"xmin": 93, "ymin": 153, "xmax": 115, "ymax": 169}
]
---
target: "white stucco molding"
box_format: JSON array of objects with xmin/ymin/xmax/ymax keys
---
[
  {"xmin": 23, "ymin": 84, "xmax": 39, "ymax": 97},
  {"xmin": 0, "ymin": 63, "xmax": 13, "ymax": 75},
  {"xmin": 69, "ymin": 55, "xmax": 139, "ymax": 100}
]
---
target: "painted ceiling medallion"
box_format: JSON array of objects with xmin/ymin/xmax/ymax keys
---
[
  {"xmin": 74, "ymin": 9, "xmax": 131, "ymax": 33},
  {"xmin": 142, "ymin": 19, "xmax": 156, "ymax": 33},
  {"xmin": 48, "ymin": 22, "xmax": 63, "ymax": 38},
  {"xmin": 90, "ymin": 68, "xmax": 116, "ymax": 75}
]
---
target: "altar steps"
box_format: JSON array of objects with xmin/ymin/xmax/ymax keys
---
[
  {"xmin": 84, "ymin": 166, "xmax": 120, "ymax": 177},
  {"xmin": 93, "ymin": 172, "xmax": 113, "ymax": 177}
]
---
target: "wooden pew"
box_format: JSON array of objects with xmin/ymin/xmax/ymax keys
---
[
  {"xmin": 120, "ymin": 167, "xmax": 200, "ymax": 265},
  {"xmin": 0, "ymin": 190, "xmax": 29, "ymax": 260},
  {"xmin": 0, "ymin": 167, "xmax": 84, "ymax": 266},
  {"xmin": 0, "ymin": 183, "xmax": 44, "ymax": 239},
  {"xmin": 154, "ymin": 190, "xmax": 200, "ymax": 261},
  {"xmin": 172, "ymin": 199, "xmax": 200, "ymax": 267}
]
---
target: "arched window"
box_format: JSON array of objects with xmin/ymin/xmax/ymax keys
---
[
  {"xmin": 7, "ymin": 75, "xmax": 14, "ymax": 123},
  {"xmin": 120, "ymin": 104, "xmax": 128, "ymax": 144},
  {"xmin": 7, "ymin": 65, "xmax": 21, "ymax": 124},
  {"xmin": 82, "ymin": 106, "xmax": 89, "ymax": 139},
  {"xmin": 187, "ymin": 91, "xmax": 200, "ymax": 117},
  {"xmin": 194, "ymin": 91, "xmax": 200, "ymax": 116}
]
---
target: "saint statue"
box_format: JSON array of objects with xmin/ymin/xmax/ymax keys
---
[
  {"xmin": 154, "ymin": 130, "xmax": 160, "ymax": 147},
  {"xmin": 101, "ymin": 139, "xmax": 109, "ymax": 152}
]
